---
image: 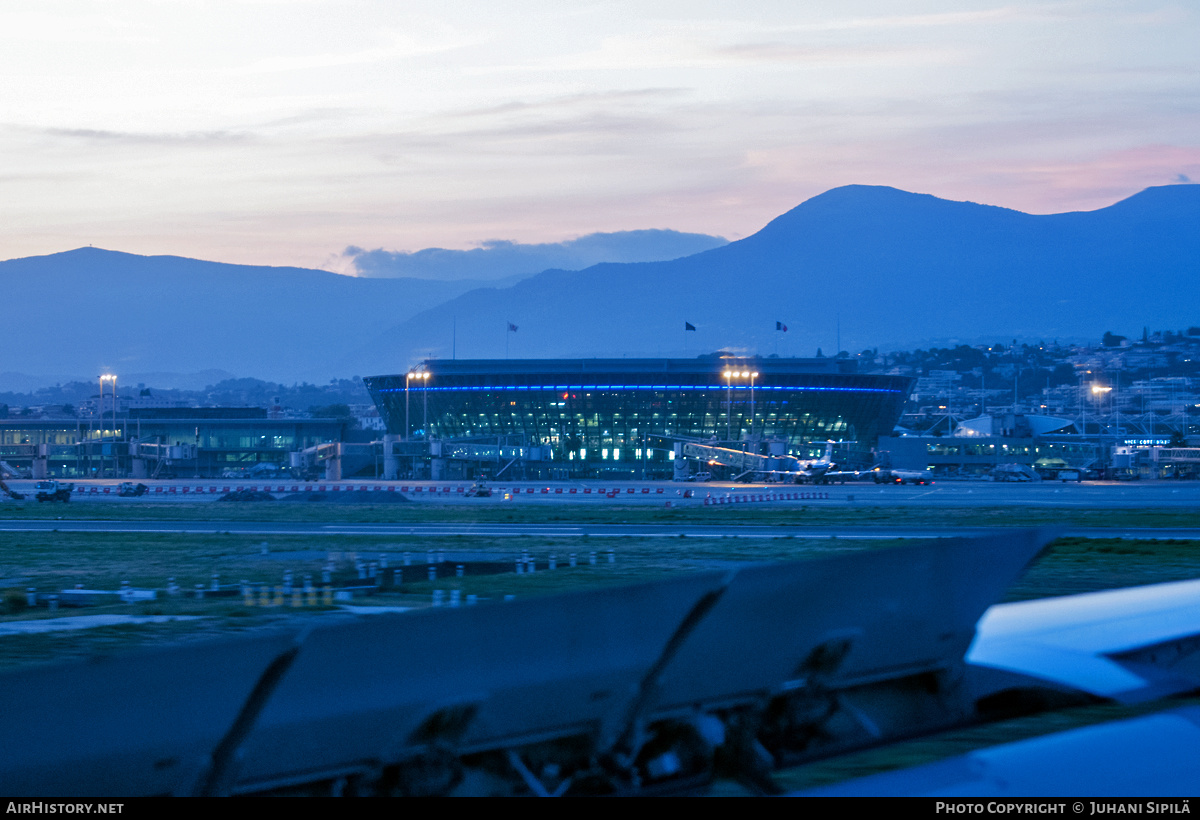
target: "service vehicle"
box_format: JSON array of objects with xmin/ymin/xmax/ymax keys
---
[{"xmin": 34, "ymin": 481, "xmax": 73, "ymax": 502}]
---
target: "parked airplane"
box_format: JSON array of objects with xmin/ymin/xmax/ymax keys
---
[
  {"xmin": 678, "ymin": 439, "xmax": 846, "ymax": 483},
  {"xmin": 792, "ymin": 441, "xmax": 842, "ymax": 483}
]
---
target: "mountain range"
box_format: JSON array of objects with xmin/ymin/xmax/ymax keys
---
[{"xmin": 2, "ymin": 183, "xmax": 1197, "ymax": 389}]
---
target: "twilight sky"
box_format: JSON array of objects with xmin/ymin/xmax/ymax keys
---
[{"xmin": 1, "ymin": 0, "xmax": 1196, "ymax": 272}]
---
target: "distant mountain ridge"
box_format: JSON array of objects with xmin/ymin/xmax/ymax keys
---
[
  {"xmin": 342, "ymin": 183, "xmax": 1200, "ymax": 373},
  {"xmin": 0, "ymin": 248, "xmax": 496, "ymax": 384},
  {"xmin": 3, "ymin": 183, "xmax": 1197, "ymax": 386}
]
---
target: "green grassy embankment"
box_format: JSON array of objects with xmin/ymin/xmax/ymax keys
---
[{"xmin": 3, "ymin": 499, "xmax": 1200, "ymax": 529}]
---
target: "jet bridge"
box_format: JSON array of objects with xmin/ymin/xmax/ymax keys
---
[
  {"xmin": 381, "ymin": 435, "xmax": 552, "ymax": 481},
  {"xmin": 129, "ymin": 441, "xmax": 198, "ymax": 479},
  {"xmin": 677, "ymin": 440, "xmax": 801, "ymax": 482}
]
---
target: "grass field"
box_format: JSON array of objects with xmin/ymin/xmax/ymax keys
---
[{"xmin": 4, "ymin": 498, "xmax": 1200, "ymax": 528}]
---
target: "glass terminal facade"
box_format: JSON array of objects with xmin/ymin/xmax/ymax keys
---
[
  {"xmin": 365, "ymin": 357, "xmax": 913, "ymax": 478},
  {"xmin": 0, "ymin": 413, "xmax": 348, "ymax": 478}
]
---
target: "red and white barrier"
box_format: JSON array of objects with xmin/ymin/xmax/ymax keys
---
[{"xmin": 68, "ymin": 481, "xmax": 833, "ymax": 502}]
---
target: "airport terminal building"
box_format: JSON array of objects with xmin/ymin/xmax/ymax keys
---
[
  {"xmin": 364, "ymin": 357, "xmax": 913, "ymax": 479},
  {"xmin": 0, "ymin": 408, "xmax": 351, "ymax": 480}
]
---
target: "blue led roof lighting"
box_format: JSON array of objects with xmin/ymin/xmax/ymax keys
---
[{"xmin": 377, "ymin": 384, "xmax": 904, "ymax": 394}]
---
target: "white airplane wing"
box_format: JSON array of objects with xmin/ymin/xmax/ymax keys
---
[
  {"xmin": 799, "ymin": 579, "xmax": 1200, "ymax": 796},
  {"xmin": 968, "ymin": 578, "xmax": 1200, "ymax": 703}
]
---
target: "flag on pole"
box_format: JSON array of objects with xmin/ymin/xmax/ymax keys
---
[
  {"xmin": 776, "ymin": 321, "xmax": 788, "ymax": 332},
  {"xmin": 685, "ymin": 322, "xmax": 696, "ymax": 331},
  {"xmin": 505, "ymin": 321, "xmax": 517, "ymax": 358}
]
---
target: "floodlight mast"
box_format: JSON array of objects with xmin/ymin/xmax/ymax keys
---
[
  {"xmin": 421, "ymin": 372, "xmax": 430, "ymax": 438},
  {"xmin": 723, "ymin": 369, "xmax": 732, "ymax": 441},
  {"xmin": 750, "ymin": 371, "xmax": 758, "ymax": 437},
  {"xmin": 99, "ymin": 374, "xmax": 117, "ymax": 477},
  {"xmin": 407, "ymin": 369, "xmax": 432, "ymax": 445},
  {"xmin": 721, "ymin": 367, "xmax": 760, "ymax": 441}
]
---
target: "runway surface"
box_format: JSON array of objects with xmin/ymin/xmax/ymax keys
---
[
  {"xmin": 1, "ymin": 519, "xmax": 1196, "ymax": 540},
  {"xmin": 3, "ymin": 479, "xmax": 1197, "ymax": 540}
]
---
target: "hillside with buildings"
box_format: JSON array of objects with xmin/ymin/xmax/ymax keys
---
[
  {"xmin": 860, "ymin": 328, "xmax": 1200, "ymax": 480},
  {"xmin": 865, "ymin": 328, "xmax": 1200, "ymax": 437}
]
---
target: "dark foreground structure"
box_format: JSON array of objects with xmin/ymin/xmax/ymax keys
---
[
  {"xmin": 8, "ymin": 529, "xmax": 1200, "ymax": 796},
  {"xmin": 364, "ymin": 357, "xmax": 912, "ymax": 479}
]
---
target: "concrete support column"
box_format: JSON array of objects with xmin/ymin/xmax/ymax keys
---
[
  {"xmin": 324, "ymin": 443, "xmax": 343, "ymax": 482},
  {"xmin": 382, "ymin": 434, "xmax": 400, "ymax": 480},
  {"xmin": 673, "ymin": 442, "xmax": 688, "ymax": 481},
  {"xmin": 32, "ymin": 445, "xmax": 48, "ymax": 480}
]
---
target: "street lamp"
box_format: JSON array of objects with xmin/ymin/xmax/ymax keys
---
[
  {"xmin": 1079, "ymin": 372, "xmax": 1095, "ymax": 435},
  {"xmin": 1092, "ymin": 383, "xmax": 1113, "ymax": 446},
  {"xmin": 721, "ymin": 367, "xmax": 759, "ymax": 441},
  {"xmin": 749, "ymin": 371, "xmax": 759, "ymax": 437},
  {"xmin": 723, "ymin": 369, "xmax": 733, "ymax": 441},
  {"xmin": 99, "ymin": 374, "xmax": 116, "ymax": 477},
  {"xmin": 420, "ymin": 371, "xmax": 430, "ymax": 438},
  {"xmin": 407, "ymin": 370, "xmax": 431, "ymax": 441}
]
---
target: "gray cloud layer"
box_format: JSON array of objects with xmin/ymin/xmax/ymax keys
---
[{"xmin": 344, "ymin": 229, "xmax": 728, "ymax": 281}]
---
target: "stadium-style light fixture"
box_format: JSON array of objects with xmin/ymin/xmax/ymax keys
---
[
  {"xmin": 750, "ymin": 371, "xmax": 759, "ymax": 436},
  {"xmin": 405, "ymin": 370, "xmax": 432, "ymax": 443},
  {"xmin": 405, "ymin": 371, "xmax": 414, "ymax": 442},
  {"xmin": 98, "ymin": 374, "xmax": 118, "ymax": 477},
  {"xmin": 721, "ymin": 366, "xmax": 763, "ymax": 441},
  {"xmin": 420, "ymin": 371, "xmax": 431, "ymax": 439}
]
